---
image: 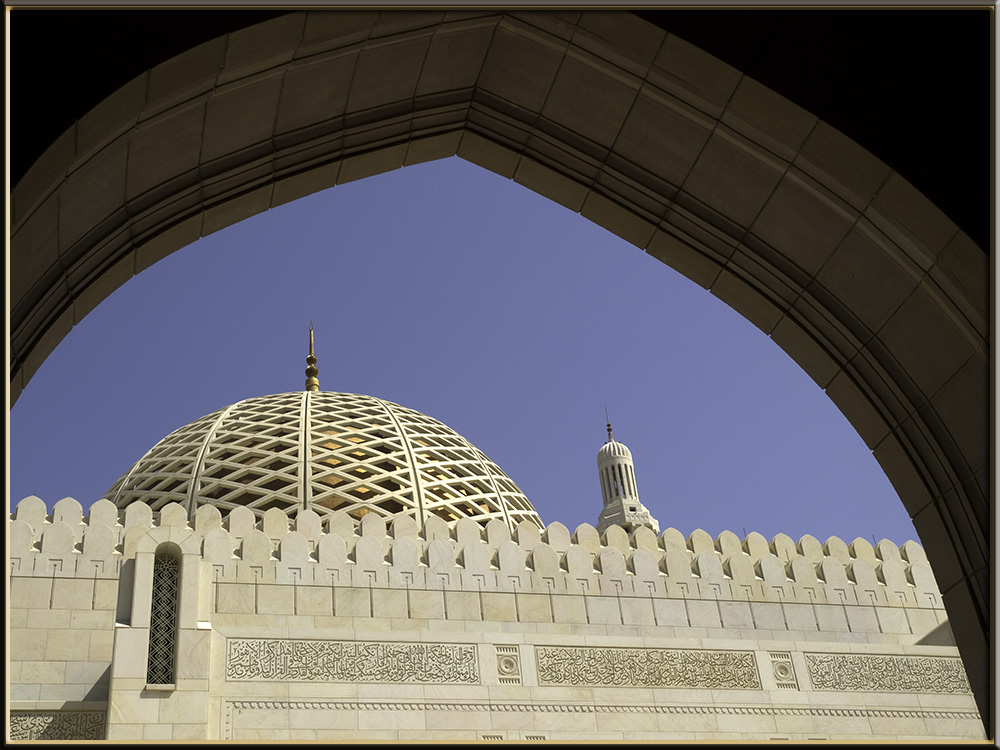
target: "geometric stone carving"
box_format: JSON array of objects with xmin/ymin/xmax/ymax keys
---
[
  {"xmin": 9, "ymin": 711, "xmax": 107, "ymax": 740},
  {"xmin": 535, "ymin": 646, "xmax": 761, "ymax": 689},
  {"xmin": 226, "ymin": 639, "xmax": 480, "ymax": 684},
  {"xmin": 805, "ymin": 653, "xmax": 971, "ymax": 693},
  {"xmin": 495, "ymin": 645, "xmax": 521, "ymax": 685},
  {"xmin": 769, "ymin": 652, "xmax": 799, "ymax": 690}
]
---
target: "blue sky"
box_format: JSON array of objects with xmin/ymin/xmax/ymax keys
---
[{"xmin": 9, "ymin": 156, "xmax": 919, "ymax": 546}]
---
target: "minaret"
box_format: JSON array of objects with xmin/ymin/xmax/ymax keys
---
[
  {"xmin": 595, "ymin": 412, "xmax": 660, "ymax": 535},
  {"xmin": 305, "ymin": 324, "xmax": 320, "ymax": 392}
]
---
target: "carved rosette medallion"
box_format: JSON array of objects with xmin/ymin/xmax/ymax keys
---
[
  {"xmin": 805, "ymin": 653, "xmax": 971, "ymax": 693},
  {"xmin": 535, "ymin": 646, "xmax": 760, "ymax": 689},
  {"xmin": 9, "ymin": 711, "xmax": 106, "ymax": 740},
  {"xmin": 769, "ymin": 652, "xmax": 798, "ymax": 690},
  {"xmin": 495, "ymin": 645, "xmax": 522, "ymax": 685},
  {"xmin": 226, "ymin": 639, "xmax": 479, "ymax": 684}
]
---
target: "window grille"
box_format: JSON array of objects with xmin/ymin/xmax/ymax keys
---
[{"xmin": 147, "ymin": 552, "xmax": 180, "ymax": 684}]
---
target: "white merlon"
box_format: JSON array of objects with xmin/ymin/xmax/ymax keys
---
[{"xmin": 9, "ymin": 495, "xmax": 944, "ymax": 615}]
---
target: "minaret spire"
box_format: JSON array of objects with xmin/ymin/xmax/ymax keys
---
[
  {"xmin": 305, "ymin": 324, "xmax": 320, "ymax": 392},
  {"xmin": 605, "ymin": 406, "xmax": 613, "ymax": 443}
]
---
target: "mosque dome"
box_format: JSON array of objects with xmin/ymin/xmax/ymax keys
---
[
  {"xmin": 597, "ymin": 440, "xmax": 632, "ymax": 461},
  {"xmin": 103, "ymin": 390, "xmax": 543, "ymax": 531}
]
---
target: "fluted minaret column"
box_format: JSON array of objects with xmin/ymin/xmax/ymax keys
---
[{"xmin": 595, "ymin": 415, "xmax": 660, "ymax": 535}]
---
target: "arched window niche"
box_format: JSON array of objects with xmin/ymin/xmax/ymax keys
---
[
  {"xmin": 146, "ymin": 546, "xmax": 181, "ymax": 686},
  {"xmin": 126, "ymin": 523, "xmax": 202, "ymax": 693}
]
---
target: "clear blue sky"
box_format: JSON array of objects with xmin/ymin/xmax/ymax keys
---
[{"xmin": 9, "ymin": 156, "xmax": 919, "ymax": 546}]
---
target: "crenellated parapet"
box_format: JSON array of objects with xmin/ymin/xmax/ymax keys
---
[{"xmin": 9, "ymin": 495, "xmax": 943, "ymax": 611}]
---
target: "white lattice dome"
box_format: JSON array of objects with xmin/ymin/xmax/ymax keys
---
[{"xmin": 103, "ymin": 391, "xmax": 543, "ymax": 531}]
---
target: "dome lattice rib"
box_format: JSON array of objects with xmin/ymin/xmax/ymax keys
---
[{"xmin": 104, "ymin": 392, "xmax": 542, "ymax": 530}]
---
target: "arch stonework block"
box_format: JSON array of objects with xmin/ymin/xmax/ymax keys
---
[{"xmin": 9, "ymin": 9, "xmax": 989, "ymax": 723}]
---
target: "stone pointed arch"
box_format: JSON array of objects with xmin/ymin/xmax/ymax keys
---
[{"xmin": 9, "ymin": 10, "xmax": 988, "ymax": 722}]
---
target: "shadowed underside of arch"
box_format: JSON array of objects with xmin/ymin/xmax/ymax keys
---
[{"xmin": 9, "ymin": 10, "xmax": 989, "ymax": 726}]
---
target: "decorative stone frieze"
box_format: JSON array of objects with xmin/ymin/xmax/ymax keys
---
[
  {"xmin": 225, "ymin": 698, "xmax": 982, "ymax": 715},
  {"xmin": 9, "ymin": 711, "xmax": 106, "ymax": 740},
  {"xmin": 226, "ymin": 638, "xmax": 479, "ymax": 684},
  {"xmin": 805, "ymin": 653, "xmax": 971, "ymax": 693},
  {"xmin": 534, "ymin": 645, "xmax": 761, "ymax": 689}
]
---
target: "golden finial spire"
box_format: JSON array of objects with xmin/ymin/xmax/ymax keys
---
[
  {"xmin": 305, "ymin": 324, "xmax": 319, "ymax": 392},
  {"xmin": 605, "ymin": 406, "xmax": 613, "ymax": 443}
]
